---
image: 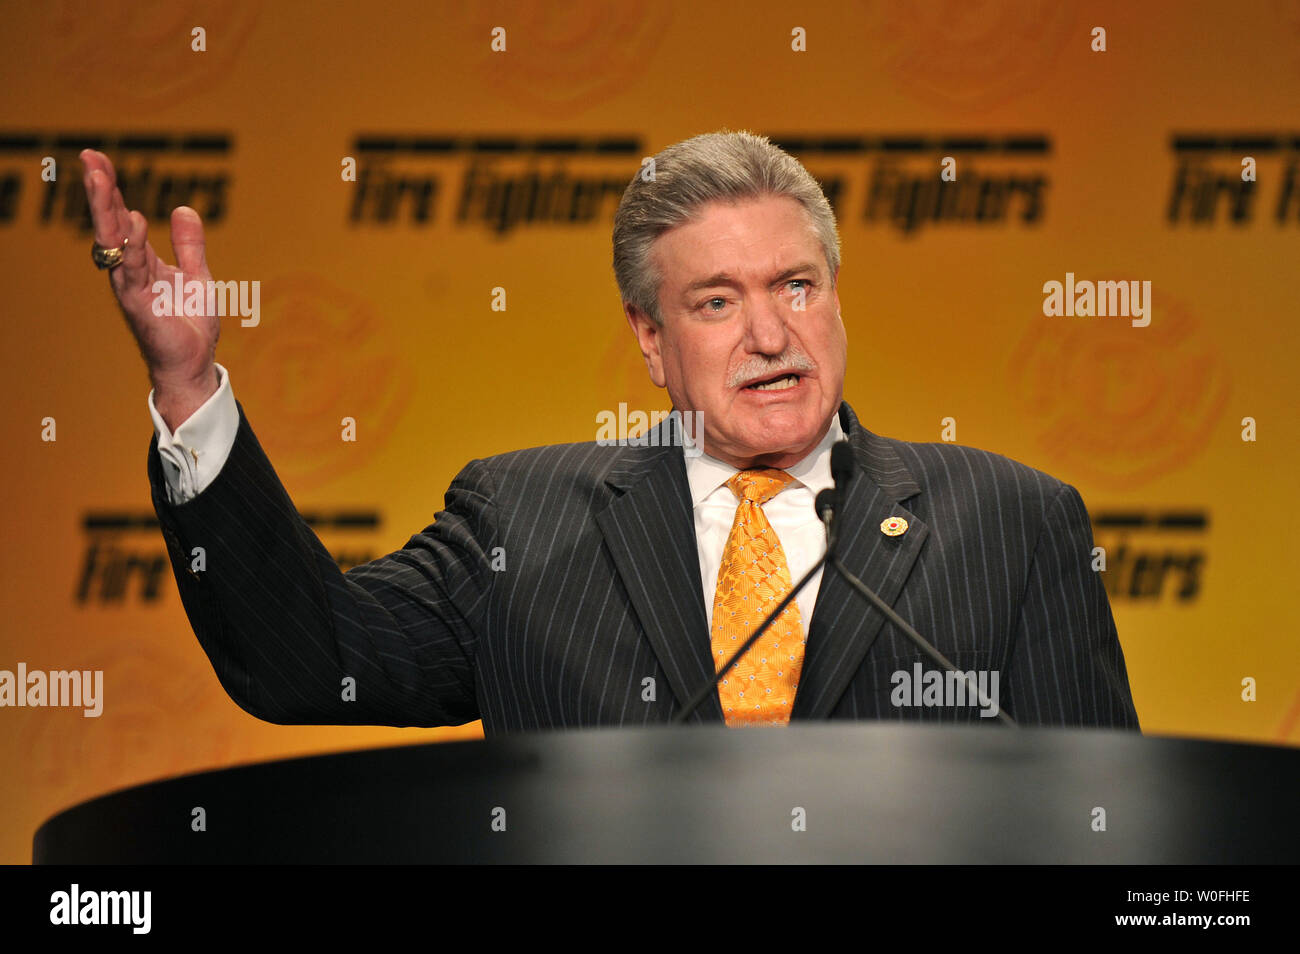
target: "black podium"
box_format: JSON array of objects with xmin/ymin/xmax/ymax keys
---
[{"xmin": 32, "ymin": 724, "xmax": 1300, "ymax": 863}]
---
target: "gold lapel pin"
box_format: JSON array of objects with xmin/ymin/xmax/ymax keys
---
[{"xmin": 880, "ymin": 516, "xmax": 908, "ymax": 537}]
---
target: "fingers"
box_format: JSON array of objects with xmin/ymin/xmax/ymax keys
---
[
  {"xmin": 82, "ymin": 148, "xmax": 148, "ymax": 295},
  {"xmin": 111, "ymin": 210, "xmax": 151, "ymax": 296},
  {"xmin": 169, "ymin": 206, "xmax": 209, "ymax": 278},
  {"xmin": 81, "ymin": 149, "xmax": 164, "ymax": 301},
  {"xmin": 80, "ymin": 151, "xmax": 209, "ymax": 312},
  {"xmin": 80, "ymin": 148, "xmax": 117, "ymax": 190},
  {"xmin": 82, "ymin": 152, "xmax": 125, "ymax": 251}
]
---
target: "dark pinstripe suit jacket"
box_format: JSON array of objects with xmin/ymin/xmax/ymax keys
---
[{"xmin": 149, "ymin": 401, "xmax": 1140, "ymax": 733}]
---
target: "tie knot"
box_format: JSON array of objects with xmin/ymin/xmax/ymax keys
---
[{"xmin": 727, "ymin": 468, "xmax": 796, "ymax": 505}]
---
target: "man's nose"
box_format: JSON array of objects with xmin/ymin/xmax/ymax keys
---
[{"xmin": 743, "ymin": 294, "xmax": 791, "ymax": 355}]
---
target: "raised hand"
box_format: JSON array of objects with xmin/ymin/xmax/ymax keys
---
[{"xmin": 81, "ymin": 148, "xmax": 221, "ymax": 430}]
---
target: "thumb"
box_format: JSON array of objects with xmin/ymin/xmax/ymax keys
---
[{"xmin": 169, "ymin": 206, "xmax": 209, "ymax": 278}]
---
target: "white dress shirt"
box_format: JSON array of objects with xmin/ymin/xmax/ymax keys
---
[{"xmin": 148, "ymin": 371, "xmax": 840, "ymax": 631}]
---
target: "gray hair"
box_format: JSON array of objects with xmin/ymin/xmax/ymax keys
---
[{"xmin": 612, "ymin": 129, "xmax": 841, "ymax": 324}]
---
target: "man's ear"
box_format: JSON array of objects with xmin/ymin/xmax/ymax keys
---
[{"xmin": 625, "ymin": 303, "xmax": 667, "ymax": 388}]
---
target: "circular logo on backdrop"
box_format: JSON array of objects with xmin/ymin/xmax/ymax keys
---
[
  {"xmin": 456, "ymin": 2, "xmax": 673, "ymax": 115},
  {"xmin": 45, "ymin": 0, "xmax": 259, "ymax": 108},
  {"xmin": 1009, "ymin": 293, "xmax": 1231, "ymax": 489},
  {"xmin": 862, "ymin": 0, "xmax": 1079, "ymax": 112},
  {"xmin": 216, "ymin": 273, "xmax": 415, "ymax": 492}
]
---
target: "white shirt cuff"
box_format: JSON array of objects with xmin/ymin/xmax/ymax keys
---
[{"xmin": 148, "ymin": 363, "xmax": 238, "ymax": 504}]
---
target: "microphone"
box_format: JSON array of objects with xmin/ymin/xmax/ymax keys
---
[
  {"xmin": 814, "ymin": 487, "xmax": 839, "ymax": 524},
  {"xmin": 822, "ymin": 440, "xmax": 854, "ymax": 551},
  {"xmin": 831, "ymin": 440, "xmax": 855, "ymax": 493}
]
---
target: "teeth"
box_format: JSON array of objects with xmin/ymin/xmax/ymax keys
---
[{"xmin": 752, "ymin": 374, "xmax": 798, "ymax": 391}]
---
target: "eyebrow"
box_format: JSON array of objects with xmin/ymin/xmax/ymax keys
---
[{"xmin": 682, "ymin": 261, "xmax": 821, "ymax": 295}]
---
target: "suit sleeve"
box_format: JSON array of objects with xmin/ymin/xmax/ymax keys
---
[
  {"xmin": 149, "ymin": 402, "xmax": 493, "ymax": 727},
  {"xmin": 1003, "ymin": 482, "xmax": 1141, "ymax": 729}
]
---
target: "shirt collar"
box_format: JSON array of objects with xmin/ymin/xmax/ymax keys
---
[{"xmin": 684, "ymin": 413, "xmax": 844, "ymax": 508}]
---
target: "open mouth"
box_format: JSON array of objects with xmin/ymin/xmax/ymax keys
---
[{"xmin": 743, "ymin": 373, "xmax": 801, "ymax": 392}]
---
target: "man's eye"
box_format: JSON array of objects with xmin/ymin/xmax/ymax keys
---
[
  {"xmin": 787, "ymin": 279, "xmax": 811, "ymax": 291},
  {"xmin": 704, "ymin": 297, "xmax": 727, "ymax": 311}
]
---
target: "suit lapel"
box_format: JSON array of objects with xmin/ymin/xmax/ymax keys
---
[
  {"xmin": 594, "ymin": 414, "xmax": 723, "ymax": 724},
  {"xmin": 791, "ymin": 404, "xmax": 929, "ymax": 719}
]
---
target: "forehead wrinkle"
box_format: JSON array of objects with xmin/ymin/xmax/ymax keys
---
[
  {"xmin": 682, "ymin": 258, "xmax": 821, "ymax": 295},
  {"xmin": 654, "ymin": 198, "xmax": 827, "ymax": 305}
]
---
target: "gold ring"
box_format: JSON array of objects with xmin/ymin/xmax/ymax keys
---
[{"xmin": 91, "ymin": 238, "xmax": 128, "ymax": 270}]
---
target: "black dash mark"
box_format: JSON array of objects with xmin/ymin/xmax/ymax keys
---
[
  {"xmin": 1155, "ymin": 512, "xmax": 1208, "ymax": 531},
  {"xmin": 769, "ymin": 134, "xmax": 1048, "ymax": 155},
  {"xmin": 590, "ymin": 137, "xmax": 639, "ymax": 154},
  {"xmin": 880, "ymin": 137, "xmax": 928, "ymax": 153},
  {"xmin": 83, "ymin": 513, "xmax": 160, "ymax": 531},
  {"xmin": 179, "ymin": 135, "xmax": 231, "ymax": 153},
  {"xmin": 1172, "ymin": 133, "xmax": 1297, "ymax": 153},
  {"xmin": 409, "ymin": 138, "xmax": 457, "ymax": 153},
  {"xmin": 473, "ymin": 137, "xmax": 521, "ymax": 154},
  {"xmin": 330, "ymin": 512, "xmax": 381, "ymax": 529},
  {"xmin": 535, "ymin": 138, "xmax": 582, "ymax": 154},
  {"xmin": 0, "ymin": 132, "xmax": 230, "ymax": 154},
  {"xmin": 116, "ymin": 135, "xmax": 171, "ymax": 152},
  {"xmin": 353, "ymin": 136, "xmax": 641, "ymax": 156},
  {"xmin": 1001, "ymin": 136, "xmax": 1050, "ymax": 154},
  {"xmin": 819, "ymin": 137, "xmax": 870, "ymax": 154},
  {"xmin": 356, "ymin": 137, "xmax": 401, "ymax": 153},
  {"xmin": 0, "ymin": 133, "xmax": 41, "ymax": 152},
  {"xmin": 769, "ymin": 138, "xmax": 810, "ymax": 153},
  {"xmin": 53, "ymin": 134, "xmax": 109, "ymax": 152},
  {"xmin": 1172, "ymin": 135, "xmax": 1218, "ymax": 152},
  {"xmin": 295, "ymin": 512, "xmax": 383, "ymax": 530},
  {"xmin": 1093, "ymin": 511, "xmax": 1208, "ymax": 531},
  {"xmin": 939, "ymin": 137, "xmax": 992, "ymax": 153},
  {"xmin": 1094, "ymin": 512, "xmax": 1149, "ymax": 529},
  {"xmin": 1227, "ymin": 137, "xmax": 1280, "ymax": 153},
  {"xmin": 84, "ymin": 510, "xmax": 380, "ymax": 532}
]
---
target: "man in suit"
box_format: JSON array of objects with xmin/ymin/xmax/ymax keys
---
[{"xmin": 81, "ymin": 131, "xmax": 1140, "ymax": 732}]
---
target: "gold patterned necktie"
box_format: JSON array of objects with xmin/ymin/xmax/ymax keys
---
[{"xmin": 710, "ymin": 468, "xmax": 806, "ymax": 727}]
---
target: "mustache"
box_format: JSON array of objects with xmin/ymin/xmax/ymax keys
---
[{"xmin": 727, "ymin": 349, "xmax": 817, "ymax": 389}]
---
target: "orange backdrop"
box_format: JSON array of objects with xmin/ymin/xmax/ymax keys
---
[{"xmin": 2, "ymin": 0, "xmax": 1298, "ymax": 864}]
